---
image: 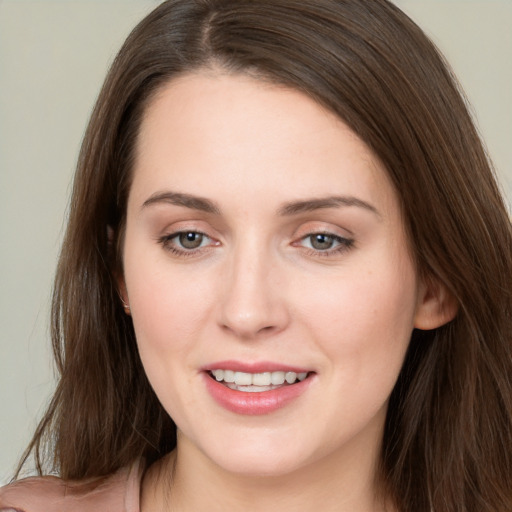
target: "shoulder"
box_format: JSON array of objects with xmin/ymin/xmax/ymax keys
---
[{"xmin": 0, "ymin": 459, "xmax": 143, "ymax": 512}]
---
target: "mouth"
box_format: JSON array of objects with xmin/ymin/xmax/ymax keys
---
[
  {"xmin": 202, "ymin": 361, "xmax": 315, "ymax": 414},
  {"xmin": 207, "ymin": 369, "xmax": 311, "ymax": 393}
]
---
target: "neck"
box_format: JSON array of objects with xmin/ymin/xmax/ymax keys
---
[{"xmin": 141, "ymin": 428, "xmax": 392, "ymax": 512}]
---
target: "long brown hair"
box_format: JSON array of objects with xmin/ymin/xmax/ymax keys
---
[{"xmin": 18, "ymin": 1, "xmax": 512, "ymax": 510}]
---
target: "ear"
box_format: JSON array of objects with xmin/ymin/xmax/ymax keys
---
[
  {"xmin": 115, "ymin": 272, "xmax": 131, "ymax": 315},
  {"xmin": 108, "ymin": 225, "xmax": 131, "ymax": 315},
  {"xmin": 414, "ymin": 275, "xmax": 458, "ymax": 330}
]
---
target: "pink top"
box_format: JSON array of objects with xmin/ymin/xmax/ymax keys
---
[{"xmin": 0, "ymin": 459, "xmax": 143, "ymax": 512}]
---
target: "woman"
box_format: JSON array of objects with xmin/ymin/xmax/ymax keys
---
[{"xmin": 1, "ymin": 0, "xmax": 511, "ymax": 511}]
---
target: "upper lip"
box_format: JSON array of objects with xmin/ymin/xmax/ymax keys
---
[{"xmin": 201, "ymin": 360, "xmax": 313, "ymax": 374}]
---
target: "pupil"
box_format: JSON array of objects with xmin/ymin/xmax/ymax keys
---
[
  {"xmin": 311, "ymin": 234, "xmax": 333, "ymax": 250},
  {"xmin": 179, "ymin": 232, "xmax": 202, "ymax": 249}
]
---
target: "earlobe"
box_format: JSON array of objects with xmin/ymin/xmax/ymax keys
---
[
  {"xmin": 108, "ymin": 225, "xmax": 131, "ymax": 315},
  {"xmin": 414, "ymin": 276, "xmax": 458, "ymax": 330},
  {"xmin": 117, "ymin": 277, "xmax": 131, "ymax": 315}
]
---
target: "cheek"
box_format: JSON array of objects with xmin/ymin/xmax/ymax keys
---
[
  {"xmin": 124, "ymin": 264, "xmax": 209, "ymax": 416},
  {"xmin": 124, "ymin": 251, "xmax": 215, "ymax": 358},
  {"xmin": 300, "ymin": 257, "xmax": 418, "ymax": 378}
]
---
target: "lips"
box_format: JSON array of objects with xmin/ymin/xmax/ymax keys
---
[{"xmin": 202, "ymin": 361, "xmax": 315, "ymax": 415}]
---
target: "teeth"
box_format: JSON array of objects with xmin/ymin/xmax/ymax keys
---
[
  {"xmin": 210, "ymin": 369, "xmax": 309, "ymax": 386},
  {"xmin": 224, "ymin": 369, "xmax": 235, "ymax": 383},
  {"xmin": 271, "ymin": 371, "xmax": 285, "ymax": 385},
  {"xmin": 226, "ymin": 383, "xmax": 275, "ymax": 392},
  {"xmin": 285, "ymin": 371, "xmax": 297, "ymax": 384},
  {"xmin": 234, "ymin": 371, "xmax": 252, "ymax": 386},
  {"xmin": 252, "ymin": 372, "xmax": 272, "ymax": 386}
]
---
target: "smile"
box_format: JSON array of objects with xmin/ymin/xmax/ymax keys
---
[
  {"xmin": 203, "ymin": 365, "xmax": 315, "ymax": 415},
  {"xmin": 209, "ymin": 369, "xmax": 309, "ymax": 392}
]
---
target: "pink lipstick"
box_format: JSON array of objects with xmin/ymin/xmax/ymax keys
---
[{"xmin": 201, "ymin": 360, "xmax": 315, "ymax": 415}]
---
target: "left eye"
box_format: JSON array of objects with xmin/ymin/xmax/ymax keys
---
[
  {"xmin": 169, "ymin": 231, "xmax": 211, "ymax": 250},
  {"xmin": 299, "ymin": 233, "xmax": 349, "ymax": 251}
]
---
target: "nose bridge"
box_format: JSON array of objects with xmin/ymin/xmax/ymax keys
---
[{"xmin": 218, "ymin": 235, "xmax": 288, "ymax": 338}]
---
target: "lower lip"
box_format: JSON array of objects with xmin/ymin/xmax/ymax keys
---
[{"xmin": 203, "ymin": 373, "xmax": 314, "ymax": 415}]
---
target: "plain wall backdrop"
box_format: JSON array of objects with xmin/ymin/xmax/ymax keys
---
[{"xmin": 1, "ymin": 0, "xmax": 511, "ymax": 483}]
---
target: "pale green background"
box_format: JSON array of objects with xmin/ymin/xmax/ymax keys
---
[{"xmin": 1, "ymin": 0, "xmax": 511, "ymax": 483}]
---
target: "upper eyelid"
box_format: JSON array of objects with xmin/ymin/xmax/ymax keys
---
[
  {"xmin": 162, "ymin": 229, "xmax": 214, "ymax": 244},
  {"xmin": 157, "ymin": 221, "xmax": 219, "ymax": 239},
  {"xmin": 155, "ymin": 215, "xmax": 355, "ymax": 241},
  {"xmin": 298, "ymin": 229, "xmax": 350, "ymax": 238},
  {"xmin": 165, "ymin": 228, "xmax": 210, "ymax": 237},
  {"xmin": 294, "ymin": 232, "xmax": 353, "ymax": 246},
  {"xmin": 158, "ymin": 226, "xmax": 352, "ymax": 240},
  {"xmin": 161, "ymin": 227, "xmax": 350, "ymax": 240},
  {"xmin": 292, "ymin": 222, "xmax": 354, "ymax": 239}
]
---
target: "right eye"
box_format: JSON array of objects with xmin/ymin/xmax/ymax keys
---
[
  {"xmin": 175, "ymin": 231, "xmax": 208, "ymax": 249},
  {"xmin": 159, "ymin": 230, "xmax": 215, "ymax": 255}
]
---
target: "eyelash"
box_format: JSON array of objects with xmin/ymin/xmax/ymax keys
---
[{"xmin": 157, "ymin": 230, "xmax": 355, "ymax": 258}]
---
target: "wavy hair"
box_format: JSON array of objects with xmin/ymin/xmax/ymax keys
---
[{"xmin": 18, "ymin": 1, "xmax": 512, "ymax": 510}]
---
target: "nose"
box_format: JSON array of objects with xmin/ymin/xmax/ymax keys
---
[{"xmin": 217, "ymin": 244, "xmax": 290, "ymax": 339}]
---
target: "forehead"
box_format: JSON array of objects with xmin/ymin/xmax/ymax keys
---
[{"xmin": 130, "ymin": 71, "xmax": 397, "ymax": 214}]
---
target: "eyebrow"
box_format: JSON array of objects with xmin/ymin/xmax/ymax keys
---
[
  {"xmin": 141, "ymin": 191, "xmax": 379, "ymax": 218},
  {"xmin": 141, "ymin": 191, "xmax": 221, "ymax": 214},
  {"xmin": 278, "ymin": 196, "xmax": 380, "ymax": 217}
]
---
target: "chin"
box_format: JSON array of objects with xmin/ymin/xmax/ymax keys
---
[
  {"xmin": 213, "ymin": 452, "xmax": 308, "ymax": 478},
  {"xmin": 197, "ymin": 434, "xmax": 316, "ymax": 478}
]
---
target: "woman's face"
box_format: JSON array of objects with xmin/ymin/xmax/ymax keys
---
[{"xmin": 122, "ymin": 72, "xmax": 432, "ymax": 477}]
